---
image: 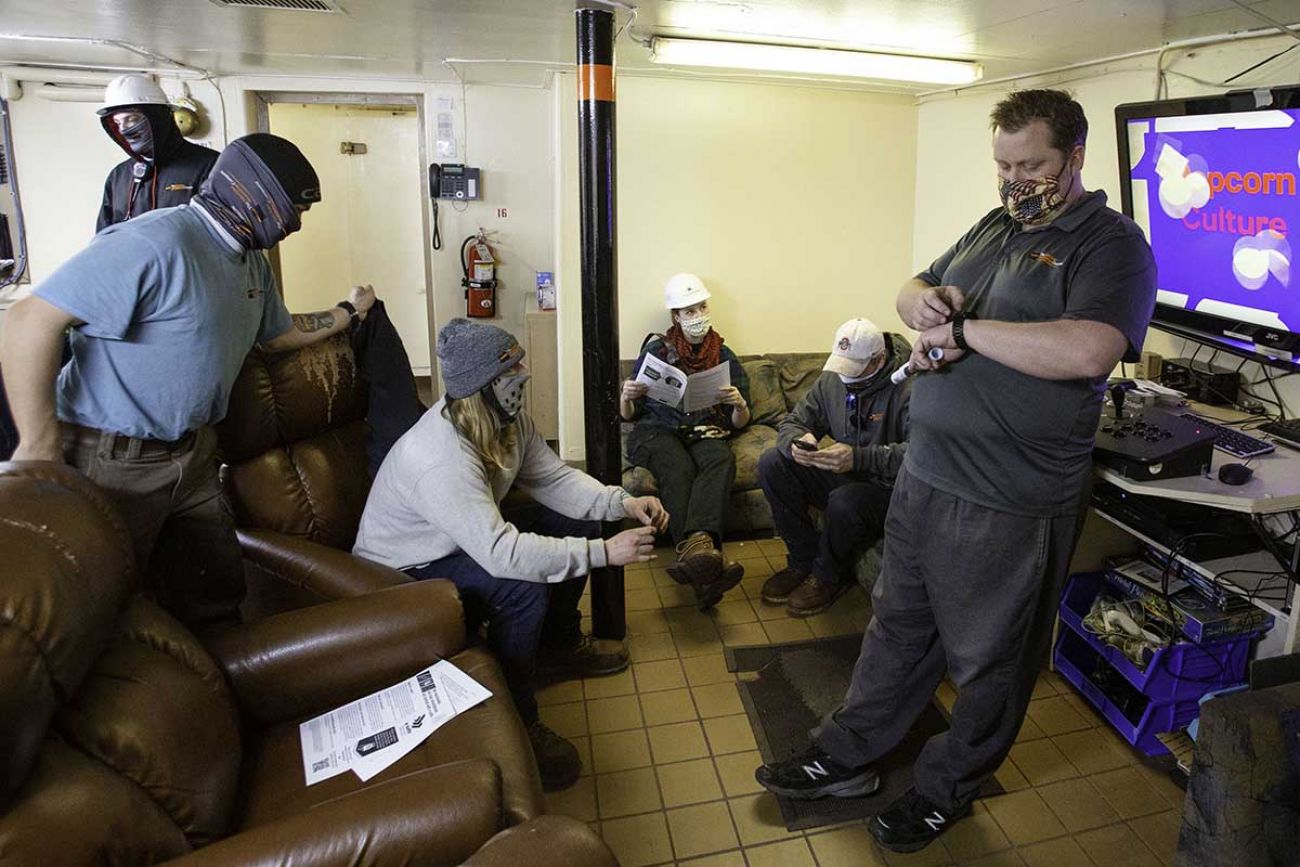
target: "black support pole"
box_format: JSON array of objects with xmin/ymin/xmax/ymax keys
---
[{"xmin": 576, "ymin": 1, "xmax": 625, "ymax": 640}]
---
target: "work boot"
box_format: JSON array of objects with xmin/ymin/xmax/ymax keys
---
[
  {"xmin": 667, "ymin": 531, "xmax": 744, "ymax": 610},
  {"xmin": 527, "ymin": 720, "xmax": 583, "ymax": 791},
  {"xmin": 760, "ymin": 567, "xmax": 809, "ymax": 605},
  {"xmin": 694, "ymin": 560, "xmax": 745, "ymax": 611},
  {"xmin": 537, "ymin": 635, "xmax": 630, "ymax": 678},
  {"xmin": 786, "ymin": 577, "xmax": 848, "ymax": 617}
]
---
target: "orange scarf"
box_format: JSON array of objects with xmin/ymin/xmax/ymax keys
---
[{"xmin": 664, "ymin": 324, "xmax": 724, "ymax": 374}]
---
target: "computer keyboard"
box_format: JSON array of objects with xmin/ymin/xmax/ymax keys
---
[
  {"xmin": 1177, "ymin": 412, "xmax": 1275, "ymax": 458},
  {"xmin": 1257, "ymin": 417, "xmax": 1300, "ymax": 450}
]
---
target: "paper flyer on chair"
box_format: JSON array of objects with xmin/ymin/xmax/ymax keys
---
[{"xmin": 299, "ymin": 660, "xmax": 493, "ymax": 786}]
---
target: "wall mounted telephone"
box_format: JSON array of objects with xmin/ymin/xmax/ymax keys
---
[
  {"xmin": 429, "ymin": 163, "xmax": 481, "ymax": 201},
  {"xmin": 428, "ymin": 163, "xmax": 483, "ymax": 253}
]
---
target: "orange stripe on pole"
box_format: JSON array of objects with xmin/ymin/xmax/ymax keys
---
[{"xmin": 578, "ymin": 63, "xmax": 615, "ymax": 102}]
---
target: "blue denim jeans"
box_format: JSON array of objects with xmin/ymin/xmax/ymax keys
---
[{"xmin": 404, "ymin": 502, "xmax": 597, "ymax": 723}]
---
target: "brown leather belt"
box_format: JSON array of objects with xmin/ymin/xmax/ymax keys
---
[{"xmin": 66, "ymin": 423, "xmax": 197, "ymax": 459}]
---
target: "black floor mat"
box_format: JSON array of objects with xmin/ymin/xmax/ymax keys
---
[{"xmin": 728, "ymin": 635, "xmax": 1004, "ymax": 831}]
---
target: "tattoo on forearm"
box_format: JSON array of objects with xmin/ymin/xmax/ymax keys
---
[{"xmin": 299, "ymin": 311, "xmax": 337, "ymax": 332}]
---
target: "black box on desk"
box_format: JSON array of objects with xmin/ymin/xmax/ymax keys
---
[
  {"xmin": 1093, "ymin": 409, "xmax": 1216, "ymax": 481},
  {"xmin": 1159, "ymin": 357, "xmax": 1240, "ymax": 406}
]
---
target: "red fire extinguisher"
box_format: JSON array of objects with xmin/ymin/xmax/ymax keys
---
[{"xmin": 461, "ymin": 231, "xmax": 497, "ymax": 318}]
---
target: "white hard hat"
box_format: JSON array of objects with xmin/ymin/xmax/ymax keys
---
[
  {"xmin": 663, "ymin": 273, "xmax": 711, "ymax": 310},
  {"xmin": 99, "ymin": 74, "xmax": 171, "ymax": 115}
]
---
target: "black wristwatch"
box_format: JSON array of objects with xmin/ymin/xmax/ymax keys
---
[
  {"xmin": 952, "ymin": 311, "xmax": 974, "ymax": 353},
  {"xmin": 337, "ymin": 300, "xmax": 360, "ymax": 331}
]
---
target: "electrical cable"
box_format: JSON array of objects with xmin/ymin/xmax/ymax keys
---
[
  {"xmin": 1223, "ymin": 42, "xmax": 1298, "ymax": 83},
  {"xmin": 0, "ymin": 97, "xmax": 27, "ymax": 290},
  {"xmin": 431, "ymin": 199, "xmax": 442, "ymax": 251}
]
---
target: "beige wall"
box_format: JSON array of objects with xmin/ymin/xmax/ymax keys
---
[
  {"xmin": 2, "ymin": 74, "xmax": 225, "ymax": 292},
  {"xmin": 555, "ymin": 73, "xmax": 919, "ymax": 460},
  {"xmin": 911, "ymin": 33, "xmax": 1300, "ymax": 413}
]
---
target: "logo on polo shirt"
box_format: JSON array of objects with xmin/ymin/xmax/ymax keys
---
[
  {"xmin": 164, "ymin": 183, "xmax": 193, "ymax": 192},
  {"xmin": 1027, "ymin": 251, "xmax": 1064, "ymax": 268}
]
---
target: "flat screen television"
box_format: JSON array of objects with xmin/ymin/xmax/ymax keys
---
[{"xmin": 1116, "ymin": 85, "xmax": 1300, "ymax": 369}]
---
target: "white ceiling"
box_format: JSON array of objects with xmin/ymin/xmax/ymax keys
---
[{"xmin": 0, "ymin": 0, "xmax": 1296, "ymax": 90}]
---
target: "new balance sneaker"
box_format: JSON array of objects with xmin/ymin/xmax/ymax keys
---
[
  {"xmin": 868, "ymin": 786, "xmax": 972, "ymax": 853},
  {"xmin": 754, "ymin": 746, "xmax": 880, "ymax": 799}
]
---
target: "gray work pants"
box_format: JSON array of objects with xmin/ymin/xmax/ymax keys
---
[
  {"xmin": 813, "ymin": 465, "xmax": 1081, "ymax": 811},
  {"xmin": 61, "ymin": 423, "xmax": 244, "ymax": 629}
]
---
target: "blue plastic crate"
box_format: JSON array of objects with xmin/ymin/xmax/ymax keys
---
[
  {"xmin": 1054, "ymin": 628, "xmax": 1201, "ymax": 756},
  {"xmin": 1057, "ymin": 572, "xmax": 1257, "ymax": 704}
]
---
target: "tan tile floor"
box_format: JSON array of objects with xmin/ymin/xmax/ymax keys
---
[{"xmin": 541, "ymin": 539, "xmax": 1185, "ymax": 867}]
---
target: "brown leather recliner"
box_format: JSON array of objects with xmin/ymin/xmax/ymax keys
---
[
  {"xmin": 215, "ymin": 330, "xmax": 408, "ymax": 616},
  {"xmin": 0, "ymin": 462, "xmax": 615, "ymax": 866},
  {"xmin": 214, "ymin": 331, "xmax": 548, "ymax": 824}
]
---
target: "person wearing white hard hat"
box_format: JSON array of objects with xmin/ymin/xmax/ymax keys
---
[
  {"xmin": 754, "ymin": 318, "xmax": 911, "ymax": 617},
  {"xmin": 619, "ymin": 273, "xmax": 749, "ymax": 610},
  {"xmin": 96, "ymin": 74, "xmax": 219, "ymax": 231}
]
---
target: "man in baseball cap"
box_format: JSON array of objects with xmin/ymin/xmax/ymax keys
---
[{"xmin": 754, "ymin": 318, "xmax": 912, "ymax": 616}]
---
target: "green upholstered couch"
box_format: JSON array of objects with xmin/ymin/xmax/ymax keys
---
[{"xmin": 619, "ymin": 351, "xmax": 888, "ymax": 590}]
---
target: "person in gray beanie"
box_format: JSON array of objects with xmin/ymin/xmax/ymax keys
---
[{"xmin": 354, "ymin": 317, "xmax": 669, "ymax": 792}]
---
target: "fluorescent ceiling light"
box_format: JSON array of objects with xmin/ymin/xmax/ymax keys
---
[{"xmin": 649, "ymin": 37, "xmax": 982, "ymax": 85}]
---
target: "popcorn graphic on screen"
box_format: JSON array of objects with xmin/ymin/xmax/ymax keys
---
[
  {"xmin": 1232, "ymin": 230, "xmax": 1291, "ymax": 291},
  {"xmin": 1155, "ymin": 143, "xmax": 1211, "ymax": 219}
]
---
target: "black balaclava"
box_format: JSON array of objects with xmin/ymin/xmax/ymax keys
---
[
  {"xmin": 191, "ymin": 133, "xmax": 321, "ymax": 250},
  {"xmin": 100, "ymin": 103, "xmax": 184, "ymax": 165}
]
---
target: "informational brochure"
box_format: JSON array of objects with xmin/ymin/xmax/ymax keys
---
[
  {"xmin": 300, "ymin": 660, "xmax": 493, "ymax": 786},
  {"xmin": 681, "ymin": 362, "xmax": 731, "ymax": 413},
  {"xmin": 634, "ymin": 356, "xmax": 731, "ymax": 413}
]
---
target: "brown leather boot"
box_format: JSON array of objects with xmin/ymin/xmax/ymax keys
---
[
  {"xmin": 786, "ymin": 577, "xmax": 849, "ymax": 617},
  {"xmin": 666, "ymin": 532, "xmax": 744, "ymax": 610},
  {"xmin": 760, "ymin": 567, "xmax": 809, "ymax": 605}
]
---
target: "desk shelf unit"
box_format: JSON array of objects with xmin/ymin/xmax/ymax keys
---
[{"xmin": 1091, "ymin": 508, "xmax": 1296, "ymax": 657}]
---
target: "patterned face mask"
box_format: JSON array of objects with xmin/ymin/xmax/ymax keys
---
[
  {"xmin": 679, "ymin": 313, "xmax": 712, "ymax": 340},
  {"xmin": 998, "ymin": 160, "xmax": 1073, "ymax": 225},
  {"xmin": 487, "ymin": 371, "xmax": 531, "ymax": 423}
]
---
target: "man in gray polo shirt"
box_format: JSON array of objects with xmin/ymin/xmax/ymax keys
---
[{"xmin": 757, "ymin": 89, "xmax": 1156, "ymax": 854}]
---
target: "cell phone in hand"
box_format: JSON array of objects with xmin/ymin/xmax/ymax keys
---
[{"xmin": 792, "ymin": 439, "xmax": 818, "ymax": 451}]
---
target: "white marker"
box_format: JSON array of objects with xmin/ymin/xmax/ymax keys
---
[{"xmin": 889, "ymin": 347, "xmax": 945, "ymax": 385}]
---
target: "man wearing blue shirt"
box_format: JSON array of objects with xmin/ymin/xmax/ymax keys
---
[{"xmin": 1, "ymin": 133, "xmax": 375, "ymax": 625}]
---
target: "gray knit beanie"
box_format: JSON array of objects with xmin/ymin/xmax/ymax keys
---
[{"xmin": 437, "ymin": 318, "xmax": 526, "ymax": 399}]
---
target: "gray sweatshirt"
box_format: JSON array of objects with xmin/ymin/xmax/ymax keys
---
[
  {"xmin": 353, "ymin": 397, "xmax": 630, "ymax": 581},
  {"xmin": 775, "ymin": 333, "xmax": 912, "ymax": 486}
]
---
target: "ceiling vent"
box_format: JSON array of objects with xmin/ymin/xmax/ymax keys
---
[
  {"xmin": 209, "ymin": 0, "xmax": 343, "ymax": 12},
  {"xmin": 0, "ymin": 145, "xmax": 8, "ymax": 186}
]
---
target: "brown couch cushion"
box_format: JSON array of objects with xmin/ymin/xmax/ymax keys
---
[
  {"xmin": 0, "ymin": 465, "xmax": 135, "ymax": 803},
  {"xmin": 743, "ymin": 358, "xmax": 786, "ymax": 427},
  {"xmin": 768, "ymin": 353, "xmax": 827, "ymax": 409},
  {"xmin": 224, "ymin": 423, "xmax": 371, "ymax": 550},
  {"xmin": 236, "ymin": 646, "xmax": 543, "ymax": 829},
  {"xmin": 55, "ymin": 597, "xmax": 242, "ymax": 847},
  {"xmin": 218, "ymin": 330, "xmax": 371, "ymax": 550}
]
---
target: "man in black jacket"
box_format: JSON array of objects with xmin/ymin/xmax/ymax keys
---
[
  {"xmin": 757, "ymin": 318, "xmax": 910, "ymax": 616},
  {"xmin": 97, "ymin": 74, "xmax": 219, "ymax": 231}
]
